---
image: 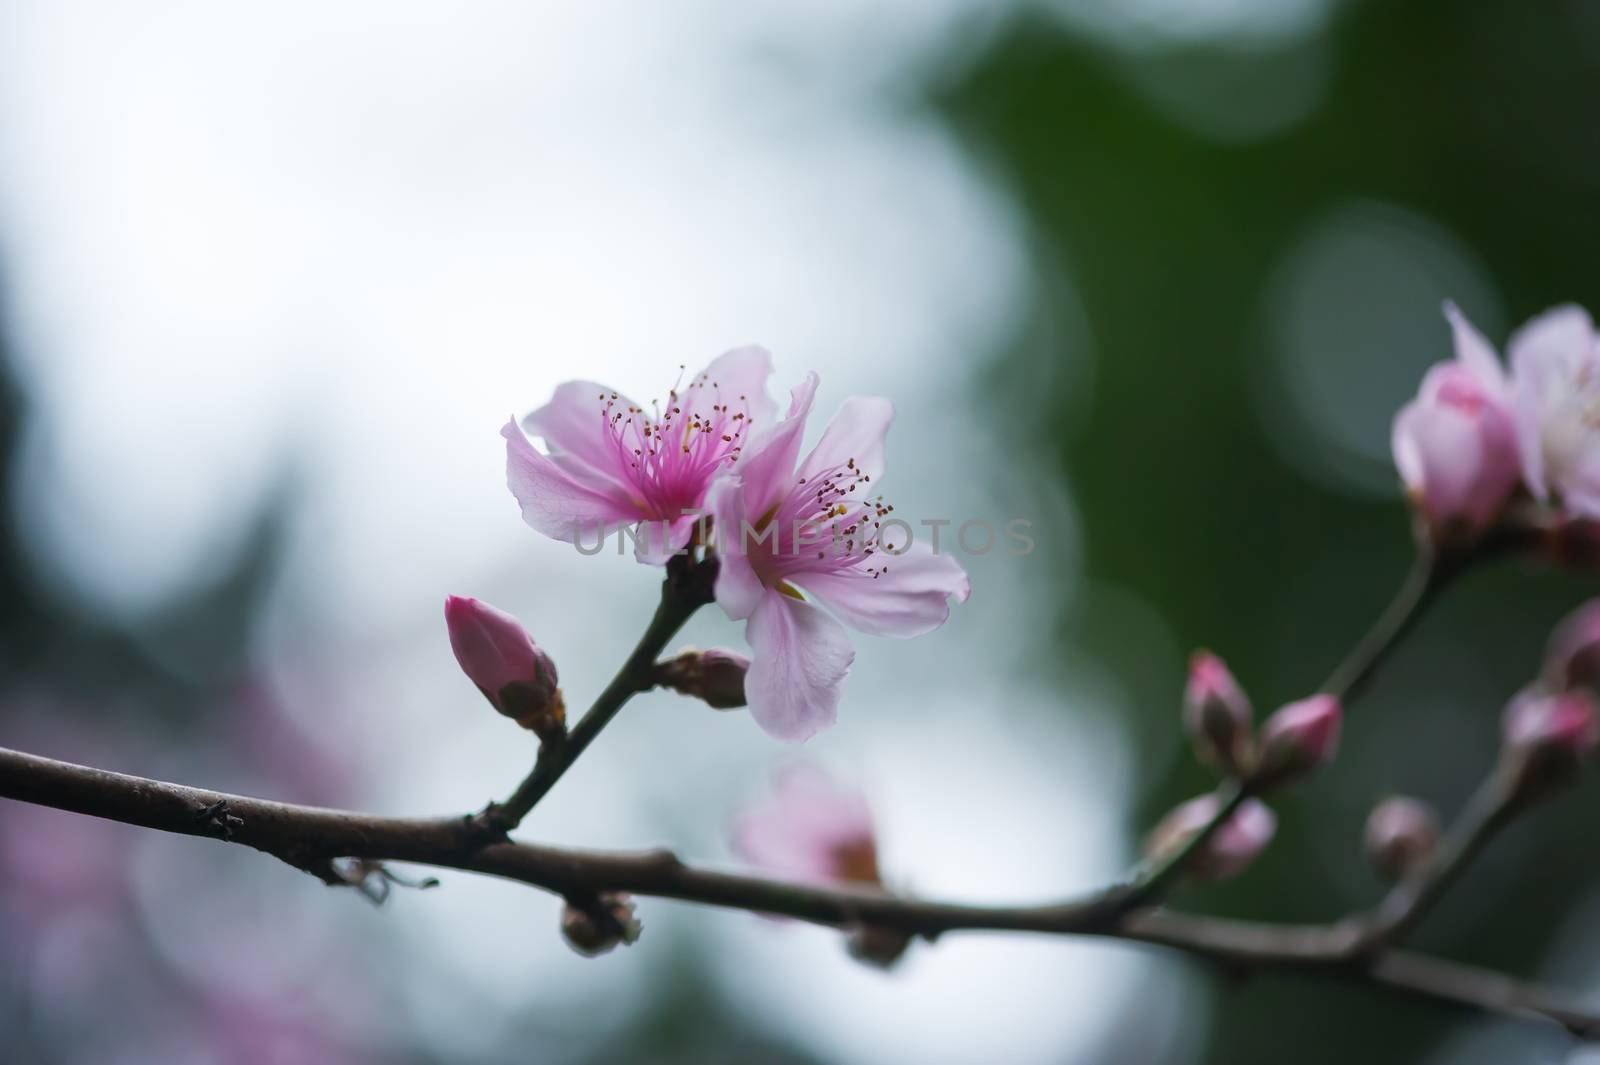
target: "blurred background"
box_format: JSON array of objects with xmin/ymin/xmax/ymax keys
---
[{"xmin": 1, "ymin": 0, "xmax": 1598, "ymax": 1062}]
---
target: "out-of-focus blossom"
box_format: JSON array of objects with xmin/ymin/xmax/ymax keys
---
[
  {"xmin": 709, "ymin": 379, "xmax": 970, "ymax": 740},
  {"xmin": 1253, "ymin": 695, "xmax": 1342, "ymax": 790},
  {"xmin": 1363, "ymin": 795, "xmax": 1439, "ymax": 882},
  {"xmin": 1509, "ymin": 304, "xmax": 1600, "ymax": 518},
  {"xmin": 731, "ymin": 767, "xmax": 881, "ymax": 887},
  {"xmin": 1145, "ymin": 793, "xmax": 1277, "ymax": 881},
  {"xmin": 1545, "ymin": 599, "xmax": 1600, "ymax": 693},
  {"xmin": 1391, "ymin": 303, "xmax": 1520, "ymax": 542},
  {"xmin": 1500, "ymin": 687, "xmax": 1600, "ymax": 801},
  {"xmin": 504, "ymin": 348, "xmax": 779, "ymax": 562},
  {"xmin": 1183, "ymin": 650, "xmax": 1252, "ymax": 775},
  {"xmin": 654, "ymin": 648, "xmax": 750, "ymax": 709},
  {"xmin": 444, "ymin": 596, "xmax": 564, "ymax": 737}
]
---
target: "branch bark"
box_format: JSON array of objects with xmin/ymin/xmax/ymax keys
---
[{"xmin": 2, "ymin": 745, "xmax": 1593, "ymax": 1038}]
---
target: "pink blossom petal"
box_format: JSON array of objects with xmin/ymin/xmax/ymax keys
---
[
  {"xmin": 690, "ymin": 346, "xmax": 778, "ymax": 428},
  {"xmin": 735, "ymin": 373, "xmax": 820, "ymax": 517},
  {"xmin": 797, "ymin": 396, "xmax": 894, "ymax": 486},
  {"xmin": 710, "ymin": 478, "xmax": 765, "ymax": 619},
  {"xmin": 731, "ymin": 765, "xmax": 876, "ymax": 884},
  {"xmin": 523, "ymin": 381, "xmax": 645, "ymax": 492},
  {"xmin": 1510, "ymin": 305, "xmax": 1595, "ymax": 500},
  {"xmin": 743, "ymin": 591, "xmax": 854, "ymax": 742},
  {"xmin": 799, "ymin": 541, "xmax": 969, "ymax": 638},
  {"xmin": 631, "ymin": 514, "xmax": 700, "ymax": 565},
  {"xmin": 1442, "ymin": 301, "xmax": 1507, "ymax": 392},
  {"xmin": 503, "ymin": 419, "xmax": 639, "ymax": 542}
]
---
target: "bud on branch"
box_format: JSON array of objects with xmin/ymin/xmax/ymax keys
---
[
  {"xmin": 1251, "ymin": 695, "xmax": 1342, "ymax": 791},
  {"xmin": 445, "ymin": 596, "xmax": 566, "ymax": 740},
  {"xmin": 654, "ymin": 648, "xmax": 750, "ymax": 710},
  {"xmin": 1183, "ymin": 650, "xmax": 1253, "ymax": 776}
]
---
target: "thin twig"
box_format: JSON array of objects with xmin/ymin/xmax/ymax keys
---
[
  {"xmin": 475, "ymin": 553, "xmax": 715, "ymax": 833},
  {"xmin": 1354, "ymin": 769, "xmax": 1520, "ymax": 953},
  {"xmin": 0, "ymin": 746, "xmax": 1593, "ymax": 1037}
]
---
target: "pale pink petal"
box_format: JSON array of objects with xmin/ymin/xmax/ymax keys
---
[
  {"xmin": 797, "ymin": 396, "xmax": 894, "ymax": 486},
  {"xmin": 690, "ymin": 346, "xmax": 778, "ymax": 428},
  {"xmin": 744, "ymin": 591, "xmax": 854, "ymax": 742},
  {"xmin": 735, "ymin": 373, "xmax": 819, "ymax": 517},
  {"xmin": 1442, "ymin": 301, "xmax": 1506, "ymax": 392},
  {"xmin": 1391, "ymin": 402, "xmax": 1490, "ymax": 528},
  {"xmin": 503, "ymin": 419, "xmax": 639, "ymax": 542},
  {"xmin": 522, "ymin": 381, "xmax": 643, "ymax": 491},
  {"xmin": 1510, "ymin": 305, "xmax": 1595, "ymax": 500},
  {"xmin": 710, "ymin": 477, "xmax": 765, "ymax": 619},
  {"xmin": 800, "ymin": 541, "xmax": 970, "ymax": 638},
  {"xmin": 731, "ymin": 765, "xmax": 875, "ymax": 883},
  {"xmin": 632, "ymin": 514, "xmax": 699, "ymax": 565}
]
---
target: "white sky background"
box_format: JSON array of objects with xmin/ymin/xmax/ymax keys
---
[{"xmin": 0, "ymin": 0, "xmax": 1386, "ymax": 1061}]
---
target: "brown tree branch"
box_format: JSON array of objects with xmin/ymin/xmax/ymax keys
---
[{"xmin": 1, "ymin": 745, "xmax": 1593, "ymax": 1038}]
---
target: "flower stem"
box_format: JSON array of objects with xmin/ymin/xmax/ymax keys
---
[{"xmin": 476, "ymin": 553, "xmax": 716, "ymax": 834}]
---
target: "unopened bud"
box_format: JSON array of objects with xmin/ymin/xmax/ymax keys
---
[
  {"xmin": 560, "ymin": 892, "xmax": 641, "ymax": 957},
  {"xmin": 1252, "ymin": 695, "xmax": 1342, "ymax": 790},
  {"xmin": 1145, "ymin": 793, "xmax": 1277, "ymax": 881},
  {"xmin": 445, "ymin": 596, "xmax": 565, "ymax": 739},
  {"xmin": 1363, "ymin": 796, "xmax": 1439, "ymax": 882},
  {"xmin": 1183, "ymin": 651, "xmax": 1253, "ymax": 775},
  {"xmin": 1545, "ymin": 600, "xmax": 1600, "ymax": 693},
  {"xmin": 844, "ymin": 924, "xmax": 913, "ymax": 969},
  {"xmin": 1500, "ymin": 688, "xmax": 1600, "ymax": 804},
  {"xmin": 655, "ymin": 648, "xmax": 749, "ymax": 710}
]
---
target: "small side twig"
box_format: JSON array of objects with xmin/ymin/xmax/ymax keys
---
[{"xmin": 474, "ymin": 552, "xmax": 716, "ymax": 835}]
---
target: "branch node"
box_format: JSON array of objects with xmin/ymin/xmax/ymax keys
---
[{"xmin": 194, "ymin": 799, "xmax": 244, "ymax": 841}]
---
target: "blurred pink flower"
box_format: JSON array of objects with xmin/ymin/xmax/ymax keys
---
[
  {"xmin": 1391, "ymin": 303, "xmax": 1520, "ymax": 538},
  {"xmin": 709, "ymin": 378, "xmax": 970, "ymax": 740},
  {"xmin": 1147, "ymin": 792, "xmax": 1276, "ymax": 881},
  {"xmin": 503, "ymin": 347, "xmax": 779, "ymax": 561},
  {"xmin": 1509, "ymin": 303, "xmax": 1600, "ymax": 517},
  {"xmin": 1545, "ymin": 598, "xmax": 1600, "ymax": 692},
  {"xmin": 731, "ymin": 766, "xmax": 881, "ymax": 887}
]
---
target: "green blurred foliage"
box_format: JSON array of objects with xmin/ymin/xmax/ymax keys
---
[{"xmin": 936, "ymin": 0, "xmax": 1600, "ymax": 1061}]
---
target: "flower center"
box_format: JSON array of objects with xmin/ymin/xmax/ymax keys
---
[
  {"xmin": 750, "ymin": 457, "xmax": 900, "ymax": 585},
  {"xmin": 597, "ymin": 368, "xmax": 753, "ymax": 517},
  {"xmin": 1542, "ymin": 358, "xmax": 1600, "ymax": 479}
]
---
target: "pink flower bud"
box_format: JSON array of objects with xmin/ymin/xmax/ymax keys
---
[
  {"xmin": 560, "ymin": 892, "xmax": 641, "ymax": 957},
  {"xmin": 1545, "ymin": 600, "xmax": 1600, "ymax": 693},
  {"xmin": 1145, "ymin": 793, "xmax": 1277, "ymax": 881},
  {"xmin": 1363, "ymin": 796, "xmax": 1439, "ymax": 882},
  {"xmin": 445, "ymin": 596, "xmax": 565, "ymax": 738},
  {"xmin": 654, "ymin": 648, "xmax": 750, "ymax": 710},
  {"xmin": 1183, "ymin": 651, "xmax": 1253, "ymax": 775},
  {"xmin": 1252, "ymin": 695, "xmax": 1342, "ymax": 790},
  {"xmin": 1500, "ymin": 688, "xmax": 1600, "ymax": 802},
  {"xmin": 1390, "ymin": 306, "xmax": 1520, "ymax": 546}
]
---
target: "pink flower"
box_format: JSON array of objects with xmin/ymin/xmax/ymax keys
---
[
  {"xmin": 1253, "ymin": 694, "xmax": 1341, "ymax": 789},
  {"xmin": 731, "ymin": 766, "xmax": 881, "ymax": 887},
  {"xmin": 1391, "ymin": 303, "xmax": 1520, "ymax": 538},
  {"xmin": 1509, "ymin": 304, "xmax": 1600, "ymax": 518},
  {"xmin": 707, "ymin": 377, "xmax": 970, "ymax": 740},
  {"xmin": 444, "ymin": 596, "xmax": 564, "ymax": 735},
  {"xmin": 1546, "ymin": 599, "xmax": 1600, "ymax": 692},
  {"xmin": 1503, "ymin": 688, "xmax": 1600, "ymax": 759},
  {"xmin": 503, "ymin": 347, "xmax": 780, "ymax": 562},
  {"xmin": 1146, "ymin": 793, "xmax": 1276, "ymax": 881},
  {"xmin": 1183, "ymin": 650, "xmax": 1252, "ymax": 774}
]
